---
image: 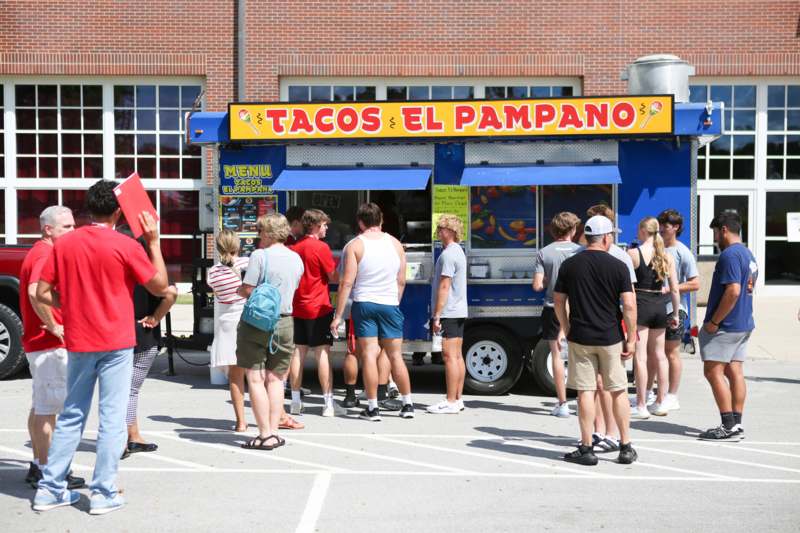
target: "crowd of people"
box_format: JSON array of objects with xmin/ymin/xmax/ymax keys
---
[{"xmin": 20, "ymin": 178, "xmax": 758, "ymax": 514}]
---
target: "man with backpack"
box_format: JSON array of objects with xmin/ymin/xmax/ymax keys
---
[{"xmin": 237, "ymin": 214, "xmax": 304, "ymax": 450}]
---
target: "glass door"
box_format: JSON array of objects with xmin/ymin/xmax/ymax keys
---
[{"xmin": 697, "ymin": 191, "xmax": 753, "ymax": 256}]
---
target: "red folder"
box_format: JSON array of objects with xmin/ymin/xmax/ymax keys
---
[{"xmin": 113, "ymin": 172, "xmax": 158, "ymax": 238}]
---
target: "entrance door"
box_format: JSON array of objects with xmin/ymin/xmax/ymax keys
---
[{"xmin": 697, "ymin": 191, "xmax": 753, "ymax": 255}]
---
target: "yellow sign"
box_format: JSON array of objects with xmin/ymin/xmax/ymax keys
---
[
  {"xmin": 432, "ymin": 185, "xmax": 470, "ymax": 240},
  {"xmin": 229, "ymin": 96, "xmax": 673, "ymax": 141}
]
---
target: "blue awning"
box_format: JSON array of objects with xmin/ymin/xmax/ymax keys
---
[
  {"xmin": 272, "ymin": 167, "xmax": 431, "ymax": 191},
  {"xmin": 459, "ymin": 164, "xmax": 621, "ymax": 186}
]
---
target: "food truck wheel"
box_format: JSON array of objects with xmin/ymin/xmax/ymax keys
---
[
  {"xmin": 462, "ymin": 326, "xmax": 523, "ymax": 395},
  {"xmin": 530, "ymin": 339, "xmax": 570, "ymax": 397}
]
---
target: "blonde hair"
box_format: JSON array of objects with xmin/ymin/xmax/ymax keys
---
[
  {"xmin": 436, "ymin": 214, "xmax": 464, "ymax": 242},
  {"xmin": 640, "ymin": 217, "xmax": 669, "ymax": 282},
  {"xmin": 216, "ymin": 229, "xmax": 240, "ymax": 274},
  {"xmin": 257, "ymin": 213, "xmax": 291, "ymax": 243}
]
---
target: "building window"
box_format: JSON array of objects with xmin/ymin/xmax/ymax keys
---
[
  {"xmin": 14, "ymin": 84, "xmax": 103, "ymax": 179},
  {"xmin": 691, "ymin": 84, "xmax": 756, "ymax": 180},
  {"xmin": 766, "ymin": 85, "xmax": 800, "ymax": 180},
  {"xmin": 387, "ymin": 85, "xmax": 475, "ymax": 100},
  {"xmin": 0, "ymin": 84, "xmax": 4, "ymax": 178},
  {"xmin": 113, "ymin": 84, "xmax": 202, "ymax": 180},
  {"xmin": 287, "ymin": 85, "xmax": 376, "ymax": 103},
  {"xmin": 485, "ymin": 86, "xmax": 574, "ymax": 99}
]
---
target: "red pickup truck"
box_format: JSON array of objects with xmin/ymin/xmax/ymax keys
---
[{"xmin": 0, "ymin": 245, "xmax": 32, "ymax": 379}]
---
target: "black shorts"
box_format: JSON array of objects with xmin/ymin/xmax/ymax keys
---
[
  {"xmin": 434, "ymin": 318, "xmax": 465, "ymax": 339},
  {"xmin": 636, "ymin": 292, "xmax": 668, "ymax": 329},
  {"xmin": 666, "ymin": 309, "xmax": 688, "ymax": 342},
  {"xmin": 540, "ymin": 306, "xmax": 561, "ymax": 341},
  {"xmin": 293, "ymin": 312, "xmax": 334, "ymax": 347}
]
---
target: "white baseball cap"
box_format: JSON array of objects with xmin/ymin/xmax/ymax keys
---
[{"xmin": 583, "ymin": 215, "xmax": 620, "ymax": 236}]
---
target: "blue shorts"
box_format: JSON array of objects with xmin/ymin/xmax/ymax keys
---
[{"xmin": 352, "ymin": 302, "xmax": 404, "ymax": 339}]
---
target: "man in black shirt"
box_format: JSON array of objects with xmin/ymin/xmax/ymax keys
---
[{"xmin": 554, "ymin": 215, "xmax": 638, "ymax": 466}]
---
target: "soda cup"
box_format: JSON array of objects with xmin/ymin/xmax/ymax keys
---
[{"xmin": 431, "ymin": 331, "xmax": 443, "ymax": 352}]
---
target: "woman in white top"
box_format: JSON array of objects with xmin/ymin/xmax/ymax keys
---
[
  {"xmin": 207, "ymin": 229, "xmax": 249, "ymax": 432},
  {"xmin": 331, "ymin": 202, "xmax": 413, "ymax": 421}
]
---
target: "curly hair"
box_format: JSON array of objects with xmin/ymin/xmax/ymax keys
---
[{"xmin": 436, "ymin": 214, "xmax": 464, "ymax": 242}]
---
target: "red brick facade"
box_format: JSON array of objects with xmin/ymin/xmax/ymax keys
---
[{"xmin": 2, "ymin": 1, "xmax": 797, "ymax": 105}]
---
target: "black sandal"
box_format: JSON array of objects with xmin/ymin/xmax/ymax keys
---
[{"xmin": 241, "ymin": 434, "xmax": 285, "ymax": 450}]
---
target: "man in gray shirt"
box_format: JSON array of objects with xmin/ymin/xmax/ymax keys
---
[
  {"xmin": 428, "ymin": 215, "xmax": 468, "ymax": 414},
  {"xmin": 651, "ymin": 209, "xmax": 700, "ymax": 412},
  {"xmin": 533, "ymin": 212, "xmax": 582, "ymax": 417}
]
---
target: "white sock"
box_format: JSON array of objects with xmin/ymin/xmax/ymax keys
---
[
  {"xmin": 402, "ymin": 394, "xmax": 413, "ymax": 406},
  {"xmin": 323, "ymin": 393, "xmax": 333, "ymax": 407},
  {"xmin": 33, "ymin": 459, "xmax": 40, "ymax": 467},
  {"xmin": 291, "ymin": 390, "xmax": 301, "ymax": 403},
  {"xmin": 368, "ymin": 398, "xmax": 378, "ymax": 410}
]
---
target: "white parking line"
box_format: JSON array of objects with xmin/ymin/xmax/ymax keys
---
[
  {"xmin": 79, "ymin": 440, "xmax": 218, "ymax": 472},
  {"xmin": 636, "ymin": 444, "xmax": 800, "ymax": 475},
  {"xmin": 290, "ymin": 437, "xmax": 475, "ymax": 474},
  {"xmin": 694, "ymin": 442, "xmax": 800, "ymax": 460},
  {"xmin": 370, "ymin": 435, "xmax": 600, "ymax": 477},
  {"xmin": 151, "ymin": 432, "xmax": 347, "ymax": 473},
  {"xmin": 295, "ymin": 473, "xmax": 331, "ymax": 533}
]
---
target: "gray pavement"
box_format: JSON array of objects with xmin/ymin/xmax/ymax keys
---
[{"xmin": 1, "ymin": 348, "xmax": 799, "ymax": 532}]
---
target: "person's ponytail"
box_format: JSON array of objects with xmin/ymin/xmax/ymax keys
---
[{"xmin": 651, "ymin": 222, "xmax": 669, "ymax": 282}]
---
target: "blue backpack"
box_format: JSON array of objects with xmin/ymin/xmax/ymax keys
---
[{"xmin": 241, "ymin": 256, "xmax": 282, "ymax": 352}]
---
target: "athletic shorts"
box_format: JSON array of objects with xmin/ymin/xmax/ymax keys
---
[
  {"xmin": 436, "ymin": 318, "xmax": 465, "ymax": 339},
  {"xmin": 26, "ymin": 347, "xmax": 68, "ymax": 415},
  {"xmin": 540, "ymin": 306, "xmax": 561, "ymax": 341},
  {"xmin": 352, "ymin": 301, "xmax": 404, "ymax": 339},
  {"xmin": 293, "ymin": 312, "xmax": 334, "ymax": 347},
  {"xmin": 566, "ymin": 341, "xmax": 627, "ymax": 392},
  {"xmin": 665, "ymin": 309, "xmax": 688, "ymax": 342},
  {"xmin": 636, "ymin": 292, "xmax": 668, "ymax": 329},
  {"xmin": 699, "ymin": 329, "xmax": 751, "ymax": 363},
  {"xmin": 236, "ymin": 316, "xmax": 294, "ymax": 375}
]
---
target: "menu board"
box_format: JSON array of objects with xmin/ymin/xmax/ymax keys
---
[
  {"xmin": 219, "ymin": 195, "xmax": 278, "ymax": 256},
  {"xmin": 470, "ymin": 186, "xmax": 537, "ymax": 249},
  {"xmin": 432, "ymin": 185, "xmax": 469, "ymax": 240}
]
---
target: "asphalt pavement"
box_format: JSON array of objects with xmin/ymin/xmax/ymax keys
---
[{"xmin": 1, "ymin": 347, "xmax": 799, "ymax": 532}]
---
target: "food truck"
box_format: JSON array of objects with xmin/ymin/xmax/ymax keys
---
[{"xmin": 187, "ymin": 73, "xmax": 722, "ymax": 396}]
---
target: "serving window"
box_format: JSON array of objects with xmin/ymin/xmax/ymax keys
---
[
  {"xmin": 370, "ymin": 186, "xmax": 432, "ymax": 249},
  {"xmin": 294, "ymin": 190, "xmax": 361, "ymax": 250},
  {"xmin": 540, "ymin": 185, "xmax": 613, "ymax": 246}
]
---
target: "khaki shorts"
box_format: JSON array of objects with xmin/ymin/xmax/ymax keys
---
[
  {"xmin": 26, "ymin": 347, "xmax": 68, "ymax": 415},
  {"xmin": 566, "ymin": 341, "xmax": 627, "ymax": 392},
  {"xmin": 236, "ymin": 316, "xmax": 294, "ymax": 375}
]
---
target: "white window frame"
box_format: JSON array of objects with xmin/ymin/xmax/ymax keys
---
[
  {"xmin": 1, "ymin": 76, "xmax": 205, "ymax": 247},
  {"xmin": 694, "ymin": 76, "xmax": 800, "ymax": 293},
  {"xmin": 280, "ymin": 76, "xmax": 582, "ymax": 101}
]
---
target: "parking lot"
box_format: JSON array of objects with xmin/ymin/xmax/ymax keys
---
[{"xmin": 1, "ymin": 352, "xmax": 799, "ymax": 533}]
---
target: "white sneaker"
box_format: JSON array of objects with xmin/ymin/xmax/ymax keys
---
[
  {"xmin": 648, "ymin": 402, "xmax": 669, "ymax": 416},
  {"xmin": 662, "ymin": 394, "xmax": 681, "ymax": 411},
  {"xmin": 457, "ymin": 399, "xmax": 465, "ymax": 411},
  {"xmin": 630, "ymin": 406, "xmax": 651, "ymax": 419},
  {"xmin": 426, "ymin": 400, "xmax": 460, "ymax": 414},
  {"xmin": 646, "ymin": 390, "xmax": 657, "ymax": 406},
  {"xmin": 322, "ymin": 404, "xmax": 334, "ymax": 417},
  {"xmin": 290, "ymin": 400, "xmax": 303, "ymax": 415},
  {"xmin": 550, "ymin": 402, "xmax": 571, "ymax": 418},
  {"xmin": 387, "ymin": 381, "xmax": 400, "ymax": 398}
]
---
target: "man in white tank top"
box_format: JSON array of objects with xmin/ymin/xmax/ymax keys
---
[{"xmin": 330, "ymin": 203, "xmax": 414, "ymax": 421}]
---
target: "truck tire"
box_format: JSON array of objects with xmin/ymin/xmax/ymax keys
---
[
  {"xmin": 0, "ymin": 303, "xmax": 26, "ymax": 380},
  {"xmin": 463, "ymin": 326, "xmax": 523, "ymax": 395},
  {"xmin": 530, "ymin": 339, "xmax": 573, "ymax": 397}
]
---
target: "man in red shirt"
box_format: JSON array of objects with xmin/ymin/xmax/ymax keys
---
[
  {"xmin": 32, "ymin": 180, "xmax": 169, "ymax": 515},
  {"xmin": 19, "ymin": 205, "xmax": 85, "ymax": 491},
  {"xmin": 288, "ymin": 209, "xmax": 341, "ymax": 416}
]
